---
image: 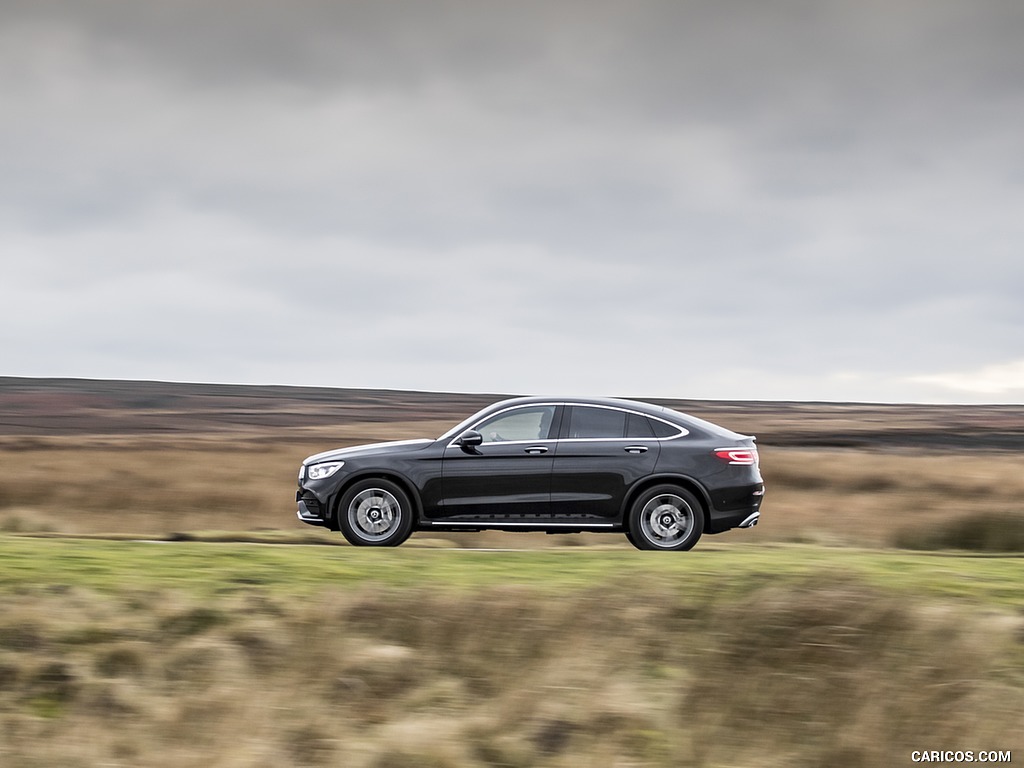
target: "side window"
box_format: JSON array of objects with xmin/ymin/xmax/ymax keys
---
[
  {"xmin": 625, "ymin": 413, "xmax": 656, "ymax": 438},
  {"xmin": 568, "ymin": 407, "xmax": 626, "ymax": 439},
  {"xmin": 476, "ymin": 406, "xmax": 556, "ymax": 443},
  {"xmin": 649, "ymin": 418, "xmax": 683, "ymax": 438}
]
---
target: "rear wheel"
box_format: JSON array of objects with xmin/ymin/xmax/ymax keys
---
[
  {"xmin": 337, "ymin": 479, "xmax": 414, "ymax": 547},
  {"xmin": 627, "ymin": 485, "xmax": 704, "ymax": 551}
]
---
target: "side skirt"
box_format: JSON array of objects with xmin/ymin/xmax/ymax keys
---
[{"xmin": 423, "ymin": 519, "xmax": 618, "ymax": 533}]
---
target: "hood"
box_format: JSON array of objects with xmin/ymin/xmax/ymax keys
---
[{"xmin": 303, "ymin": 438, "xmax": 433, "ymax": 465}]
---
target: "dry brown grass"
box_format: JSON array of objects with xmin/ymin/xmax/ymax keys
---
[
  {"xmin": 2, "ymin": 385, "xmax": 1021, "ymax": 766},
  {"xmin": 751, "ymin": 447, "xmax": 1024, "ymax": 547},
  {"xmin": 1, "ymin": 429, "xmax": 1022, "ymax": 549},
  {"xmin": 0, "ymin": 443, "xmax": 302, "ymax": 536},
  {"xmin": 0, "ymin": 578, "xmax": 1021, "ymax": 768}
]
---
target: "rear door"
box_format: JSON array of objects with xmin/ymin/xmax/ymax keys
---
[{"xmin": 549, "ymin": 405, "xmax": 661, "ymax": 519}]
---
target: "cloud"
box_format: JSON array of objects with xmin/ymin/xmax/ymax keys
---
[
  {"xmin": 1, "ymin": 0, "xmax": 1022, "ymax": 401},
  {"xmin": 909, "ymin": 360, "xmax": 1024, "ymax": 397}
]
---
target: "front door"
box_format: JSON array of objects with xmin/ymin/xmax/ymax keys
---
[{"xmin": 437, "ymin": 404, "xmax": 560, "ymax": 519}]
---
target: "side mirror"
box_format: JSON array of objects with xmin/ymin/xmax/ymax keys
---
[{"xmin": 456, "ymin": 429, "xmax": 483, "ymax": 453}]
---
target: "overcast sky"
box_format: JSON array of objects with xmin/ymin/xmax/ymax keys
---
[{"xmin": 2, "ymin": 0, "xmax": 1022, "ymax": 403}]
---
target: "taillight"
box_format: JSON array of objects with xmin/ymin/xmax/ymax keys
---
[{"xmin": 714, "ymin": 447, "xmax": 758, "ymax": 466}]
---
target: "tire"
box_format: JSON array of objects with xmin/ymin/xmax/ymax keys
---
[
  {"xmin": 627, "ymin": 485, "xmax": 704, "ymax": 551},
  {"xmin": 336, "ymin": 479, "xmax": 414, "ymax": 547}
]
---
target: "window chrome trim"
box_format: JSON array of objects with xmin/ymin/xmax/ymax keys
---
[
  {"xmin": 476, "ymin": 439, "xmax": 561, "ymax": 447},
  {"xmin": 443, "ymin": 401, "xmax": 688, "ymax": 448},
  {"xmin": 562, "ymin": 403, "xmax": 689, "ymax": 441}
]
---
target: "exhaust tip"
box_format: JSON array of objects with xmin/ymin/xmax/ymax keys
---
[{"xmin": 738, "ymin": 512, "xmax": 760, "ymax": 529}]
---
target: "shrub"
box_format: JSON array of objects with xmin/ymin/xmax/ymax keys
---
[{"xmin": 894, "ymin": 511, "xmax": 1024, "ymax": 551}]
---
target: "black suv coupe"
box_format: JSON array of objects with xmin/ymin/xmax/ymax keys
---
[{"xmin": 296, "ymin": 396, "xmax": 764, "ymax": 551}]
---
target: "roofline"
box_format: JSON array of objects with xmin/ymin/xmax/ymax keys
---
[{"xmin": 477, "ymin": 395, "xmax": 689, "ymax": 421}]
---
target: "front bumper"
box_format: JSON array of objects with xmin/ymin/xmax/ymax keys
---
[{"xmin": 296, "ymin": 490, "xmax": 329, "ymax": 527}]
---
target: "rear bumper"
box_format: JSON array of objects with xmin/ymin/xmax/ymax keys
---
[
  {"xmin": 738, "ymin": 511, "xmax": 760, "ymax": 528},
  {"xmin": 706, "ymin": 483, "xmax": 764, "ymax": 533}
]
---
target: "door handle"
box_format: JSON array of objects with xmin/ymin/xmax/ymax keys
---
[
  {"xmin": 525, "ymin": 446, "xmax": 549, "ymax": 454},
  {"xmin": 624, "ymin": 445, "xmax": 649, "ymax": 454}
]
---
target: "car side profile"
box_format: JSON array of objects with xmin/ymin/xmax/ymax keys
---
[{"xmin": 295, "ymin": 396, "xmax": 764, "ymax": 551}]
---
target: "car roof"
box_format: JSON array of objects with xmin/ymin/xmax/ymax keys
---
[
  {"xmin": 483, "ymin": 395, "xmax": 689, "ymax": 424},
  {"xmin": 489, "ymin": 395, "xmax": 665, "ymax": 413}
]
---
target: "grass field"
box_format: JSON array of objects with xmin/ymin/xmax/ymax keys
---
[
  {"xmin": 1, "ymin": 381, "xmax": 1022, "ymax": 765},
  {"xmin": 2, "ymin": 538, "xmax": 1024, "ymax": 606},
  {"xmin": 0, "ymin": 538, "xmax": 1022, "ymax": 767},
  {"xmin": 2, "ymin": 437, "xmax": 1023, "ymax": 551}
]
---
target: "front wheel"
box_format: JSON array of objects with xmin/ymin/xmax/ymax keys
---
[
  {"xmin": 337, "ymin": 479, "xmax": 414, "ymax": 547},
  {"xmin": 627, "ymin": 485, "xmax": 704, "ymax": 551}
]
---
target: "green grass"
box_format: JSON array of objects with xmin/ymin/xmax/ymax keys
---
[
  {"xmin": 2, "ymin": 535, "xmax": 1022, "ymax": 768},
  {"xmin": 2, "ymin": 535, "xmax": 1022, "ymax": 608}
]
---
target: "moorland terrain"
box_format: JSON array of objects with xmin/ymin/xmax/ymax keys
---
[
  {"xmin": 0, "ymin": 377, "xmax": 1021, "ymax": 767},
  {"xmin": 1, "ymin": 375, "xmax": 1022, "ymax": 547}
]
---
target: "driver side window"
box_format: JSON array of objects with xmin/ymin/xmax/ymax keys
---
[{"xmin": 476, "ymin": 406, "xmax": 556, "ymax": 443}]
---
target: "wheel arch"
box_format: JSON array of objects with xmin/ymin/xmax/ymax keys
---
[
  {"xmin": 621, "ymin": 474, "xmax": 711, "ymax": 528},
  {"xmin": 330, "ymin": 470, "xmax": 425, "ymax": 528}
]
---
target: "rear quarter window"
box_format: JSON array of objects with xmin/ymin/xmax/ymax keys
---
[
  {"xmin": 649, "ymin": 418, "xmax": 683, "ymax": 438},
  {"xmin": 626, "ymin": 413, "xmax": 656, "ymax": 438}
]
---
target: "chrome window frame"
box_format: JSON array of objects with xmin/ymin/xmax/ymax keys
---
[
  {"xmin": 561, "ymin": 403, "xmax": 688, "ymax": 442},
  {"xmin": 444, "ymin": 401, "xmax": 688, "ymax": 448}
]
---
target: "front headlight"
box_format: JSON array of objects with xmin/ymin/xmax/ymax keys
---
[{"xmin": 306, "ymin": 461, "xmax": 344, "ymax": 481}]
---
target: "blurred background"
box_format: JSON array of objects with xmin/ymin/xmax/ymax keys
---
[
  {"xmin": 2, "ymin": 377, "xmax": 1023, "ymax": 551},
  {"xmin": 2, "ymin": 0, "xmax": 1023, "ymax": 764}
]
